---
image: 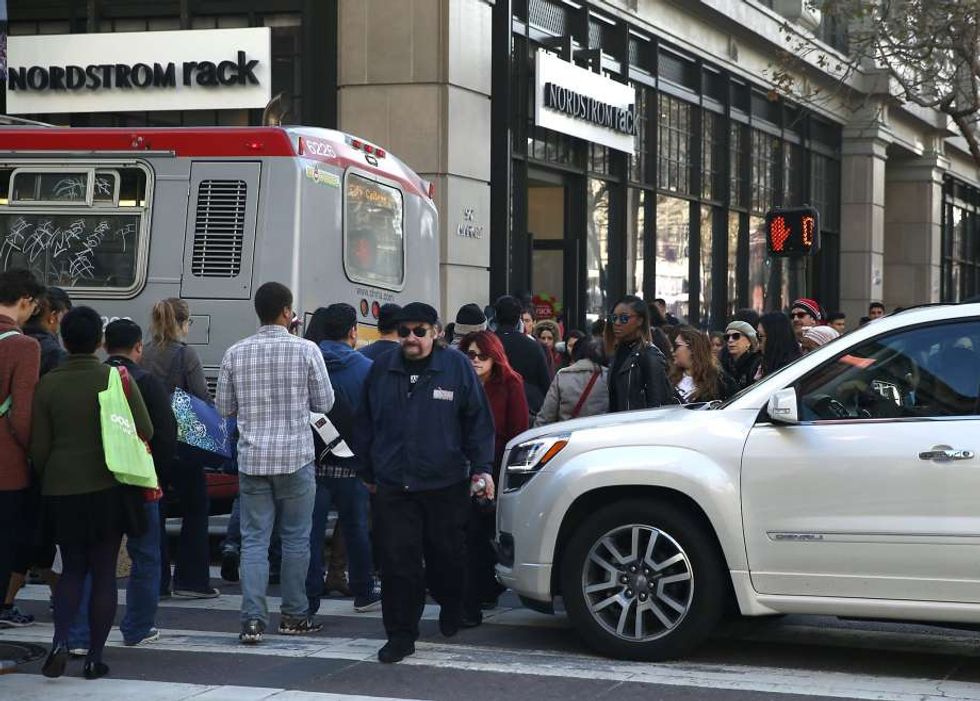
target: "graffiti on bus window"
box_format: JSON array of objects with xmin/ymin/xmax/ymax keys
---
[{"xmin": 0, "ymin": 213, "xmax": 141, "ymax": 289}]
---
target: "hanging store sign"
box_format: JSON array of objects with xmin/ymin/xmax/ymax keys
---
[
  {"xmin": 534, "ymin": 49, "xmax": 635, "ymax": 154},
  {"xmin": 6, "ymin": 27, "xmax": 271, "ymax": 114}
]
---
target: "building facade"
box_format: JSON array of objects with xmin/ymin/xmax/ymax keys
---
[{"xmin": 4, "ymin": 0, "xmax": 979, "ymax": 329}]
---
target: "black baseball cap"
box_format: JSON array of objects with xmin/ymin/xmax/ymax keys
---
[
  {"xmin": 397, "ymin": 302, "xmax": 438, "ymax": 326},
  {"xmin": 377, "ymin": 303, "xmax": 402, "ymax": 333}
]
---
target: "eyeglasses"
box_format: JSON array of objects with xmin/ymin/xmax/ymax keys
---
[
  {"xmin": 725, "ymin": 332, "xmax": 743, "ymax": 341},
  {"xmin": 397, "ymin": 325, "xmax": 429, "ymax": 338},
  {"xmin": 608, "ymin": 313, "xmax": 636, "ymax": 325},
  {"xmin": 466, "ymin": 350, "xmax": 490, "ymax": 362},
  {"xmin": 790, "ymin": 311, "xmax": 811, "ymax": 320}
]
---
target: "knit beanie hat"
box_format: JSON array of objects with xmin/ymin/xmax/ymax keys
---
[
  {"xmin": 454, "ymin": 303, "xmax": 487, "ymax": 337},
  {"xmin": 791, "ymin": 298, "xmax": 824, "ymax": 322},
  {"xmin": 802, "ymin": 325, "xmax": 839, "ymax": 347},
  {"xmin": 725, "ymin": 320, "xmax": 758, "ymax": 344}
]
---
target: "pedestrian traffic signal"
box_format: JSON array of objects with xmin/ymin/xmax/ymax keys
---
[{"xmin": 765, "ymin": 207, "xmax": 820, "ymax": 257}]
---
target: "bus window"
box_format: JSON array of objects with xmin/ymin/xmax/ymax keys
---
[
  {"xmin": 0, "ymin": 166, "xmax": 149, "ymax": 294},
  {"xmin": 344, "ymin": 172, "xmax": 404, "ymax": 290}
]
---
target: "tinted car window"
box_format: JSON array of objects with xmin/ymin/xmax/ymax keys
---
[{"xmin": 797, "ymin": 320, "xmax": 980, "ymax": 420}]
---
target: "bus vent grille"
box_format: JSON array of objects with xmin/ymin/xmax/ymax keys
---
[{"xmin": 191, "ymin": 179, "xmax": 247, "ymax": 278}]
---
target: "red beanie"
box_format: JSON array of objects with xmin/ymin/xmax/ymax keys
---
[{"xmin": 791, "ymin": 298, "xmax": 824, "ymax": 322}]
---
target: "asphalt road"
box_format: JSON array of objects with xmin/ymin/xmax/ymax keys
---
[{"xmin": 5, "ymin": 566, "xmax": 980, "ymax": 701}]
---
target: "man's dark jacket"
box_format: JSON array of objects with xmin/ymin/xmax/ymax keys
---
[
  {"xmin": 106, "ymin": 355, "xmax": 177, "ymax": 487},
  {"xmin": 353, "ymin": 345, "xmax": 494, "ymax": 492},
  {"xmin": 494, "ymin": 326, "xmax": 551, "ymax": 414}
]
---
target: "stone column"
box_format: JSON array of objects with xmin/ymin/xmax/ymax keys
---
[
  {"xmin": 337, "ymin": 0, "xmax": 493, "ymax": 319},
  {"xmin": 839, "ymin": 131, "xmax": 889, "ymax": 323},
  {"xmin": 883, "ymin": 152, "xmax": 947, "ymax": 309}
]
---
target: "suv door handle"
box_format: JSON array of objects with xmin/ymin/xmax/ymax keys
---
[{"xmin": 919, "ymin": 449, "xmax": 976, "ymax": 461}]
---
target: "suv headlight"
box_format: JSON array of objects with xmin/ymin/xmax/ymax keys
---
[{"xmin": 505, "ymin": 434, "xmax": 570, "ymax": 490}]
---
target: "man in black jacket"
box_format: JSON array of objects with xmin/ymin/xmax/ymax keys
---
[
  {"xmin": 492, "ymin": 295, "xmax": 551, "ymax": 414},
  {"xmin": 104, "ymin": 319, "xmax": 177, "ymax": 645}
]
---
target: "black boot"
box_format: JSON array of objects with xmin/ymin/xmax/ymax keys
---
[
  {"xmin": 83, "ymin": 660, "xmax": 110, "ymax": 680},
  {"xmin": 41, "ymin": 642, "xmax": 68, "ymax": 678}
]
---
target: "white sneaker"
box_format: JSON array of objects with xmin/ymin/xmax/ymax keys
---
[
  {"xmin": 124, "ymin": 628, "xmax": 160, "ymax": 646},
  {"xmin": 68, "ymin": 647, "xmax": 88, "ymax": 658}
]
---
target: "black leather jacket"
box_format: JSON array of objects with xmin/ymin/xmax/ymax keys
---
[{"xmin": 608, "ymin": 340, "xmax": 677, "ymax": 412}]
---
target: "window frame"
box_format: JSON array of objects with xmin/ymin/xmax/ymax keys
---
[
  {"xmin": 341, "ymin": 168, "xmax": 407, "ymax": 293},
  {"xmin": 0, "ymin": 160, "xmax": 153, "ymax": 300}
]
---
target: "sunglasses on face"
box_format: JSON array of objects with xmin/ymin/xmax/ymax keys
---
[
  {"xmin": 466, "ymin": 350, "xmax": 490, "ymax": 362},
  {"xmin": 608, "ymin": 313, "xmax": 636, "ymax": 325},
  {"xmin": 790, "ymin": 311, "xmax": 811, "ymax": 319},
  {"xmin": 397, "ymin": 325, "xmax": 429, "ymax": 338},
  {"xmin": 725, "ymin": 332, "xmax": 743, "ymax": 341}
]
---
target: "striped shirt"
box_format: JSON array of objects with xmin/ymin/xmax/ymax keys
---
[{"xmin": 216, "ymin": 325, "xmax": 334, "ymax": 476}]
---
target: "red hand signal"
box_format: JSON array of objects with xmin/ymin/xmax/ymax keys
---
[{"xmin": 769, "ymin": 216, "xmax": 790, "ymax": 253}]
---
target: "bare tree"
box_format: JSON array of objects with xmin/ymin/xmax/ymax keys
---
[{"xmin": 769, "ymin": 1, "xmax": 980, "ymax": 166}]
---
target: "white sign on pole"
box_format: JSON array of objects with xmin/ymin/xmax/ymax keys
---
[
  {"xmin": 6, "ymin": 27, "xmax": 271, "ymax": 114},
  {"xmin": 533, "ymin": 49, "xmax": 636, "ymax": 154}
]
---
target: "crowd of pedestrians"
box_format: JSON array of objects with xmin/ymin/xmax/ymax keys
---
[{"xmin": 0, "ymin": 264, "xmax": 889, "ymax": 676}]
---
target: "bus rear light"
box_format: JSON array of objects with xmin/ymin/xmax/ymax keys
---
[
  {"xmin": 245, "ymin": 141, "xmax": 263, "ymax": 151},
  {"xmin": 347, "ymin": 136, "xmax": 386, "ymax": 159},
  {"xmin": 351, "ymin": 139, "xmax": 363, "ymax": 150}
]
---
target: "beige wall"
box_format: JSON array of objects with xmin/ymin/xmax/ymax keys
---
[{"xmin": 337, "ymin": 0, "xmax": 493, "ymax": 320}]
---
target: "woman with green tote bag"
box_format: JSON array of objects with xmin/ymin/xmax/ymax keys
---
[{"xmin": 30, "ymin": 307, "xmax": 153, "ymax": 681}]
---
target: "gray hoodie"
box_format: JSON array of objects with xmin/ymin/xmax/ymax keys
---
[{"xmin": 534, "ymin": 359, "xmax": 609, "ymax": 426}]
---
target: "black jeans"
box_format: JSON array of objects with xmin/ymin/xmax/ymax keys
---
[
  {"xmin": 374, "ymin": 481, "xmax": 469, "ymax": 644},
  {"xmin": 160, "ymin": 457, "xmax": 211, "ymax": 593},
  {"xmin": 0, "ymin": 489, "xmax": 27, "ymax": 604}
]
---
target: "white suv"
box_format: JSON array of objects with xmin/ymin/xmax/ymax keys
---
[{"xmin": 496, "ymin": 303, "xmax": 980, "ymax": 661}]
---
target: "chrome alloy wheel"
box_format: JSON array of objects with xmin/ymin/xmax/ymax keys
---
[{"xmin": 581, "ymin": 524, "xmax": 694, "ymax": 642}]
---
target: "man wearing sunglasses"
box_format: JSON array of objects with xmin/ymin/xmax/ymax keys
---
[
  {"xmin": 789, "ymin": 297, "xmax": 825, "ymax": 342},
  {"xmin": 354, "ymin": 302, "xmax": 495, "ymax": 665}
]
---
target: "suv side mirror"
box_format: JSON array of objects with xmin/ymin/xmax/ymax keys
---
[{"xmin": 767, "ymin": 387, "xmax": 799, "ymax": 424}]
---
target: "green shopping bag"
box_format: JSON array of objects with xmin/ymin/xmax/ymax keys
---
[{"xmin": 99, "ymin": 367, "xmax": 158, "ymax": 489}]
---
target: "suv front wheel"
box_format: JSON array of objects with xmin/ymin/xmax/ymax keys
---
[{"xmin": 560, "ymin": 498, "xmax": 726, "ymax": 660}]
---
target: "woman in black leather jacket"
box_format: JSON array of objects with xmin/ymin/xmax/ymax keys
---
[{"xmin": 604, "ymin": 296, "xmax": 677, "ymax": 412}]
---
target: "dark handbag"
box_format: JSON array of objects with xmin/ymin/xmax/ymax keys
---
[{"xmin": 570, "ymin": 369, "xmax": 601, "ymax": 419}]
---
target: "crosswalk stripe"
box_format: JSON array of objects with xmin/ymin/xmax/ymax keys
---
[
  {"xmin": 3, "ymin": 623, "xmax": 980, "ymax": 701},
  {"xmin": 13, "ymin": 583, "xmax": 569, "ymax": 630},
  {"xmin": 0, "ymin": 674, "xmax": 426, "ymax": 701}
]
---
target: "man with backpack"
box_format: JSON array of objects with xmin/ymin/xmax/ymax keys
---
[{"xmin": 0, "ymin": 269, "xmax": 44, "ymax": 629}]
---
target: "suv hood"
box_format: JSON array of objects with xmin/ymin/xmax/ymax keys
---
[{"xmin": 512, "ymin": 406, "xmax": 690, "ymax": 445}]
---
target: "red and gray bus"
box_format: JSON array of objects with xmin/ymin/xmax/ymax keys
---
[{"xmin": 0, "ymin": 124, "xmax": 440, "ymax": 389}]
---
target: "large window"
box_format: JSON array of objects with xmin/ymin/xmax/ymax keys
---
[
  {"xmin": 657, "ymin": 94, "xmax": 693, "ymax": 195},
  {"xmin": 627, "ymin": 188, "xmax": 647, "ymax": 297},
  {"xmin": 941, "ymin": 180, "xmax": 980, "ymax": 303},
  {"xmin": 586, "ymin": 178, "xmax": 610, "ymax": 322},
  {"xmin": 656, "ymin": 195, "xmax": 690, "ymax": 321},
  {"xmin": 344, "ymin": 173, "xmax": 405, "ymax": 290},
  {"xmin": 0, "ymin": 165, "xmax": 149, "ymax": 295}
]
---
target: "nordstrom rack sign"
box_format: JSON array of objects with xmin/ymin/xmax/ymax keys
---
[
  {"xmin": 534, "ymin": 49, "xmax": 636, "ymax": 154},
  {"xmin": 5, "ymin": 27, "xmax": 271, "ymax": 114}
]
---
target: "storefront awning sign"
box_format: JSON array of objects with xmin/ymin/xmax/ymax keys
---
[
  {"xmin": 5, "ymin": 27, "xmax": 271, "ymax": 114},
  {"xmin": 534, "ymin": 49, "xmax": 635, "ymax": 155}
]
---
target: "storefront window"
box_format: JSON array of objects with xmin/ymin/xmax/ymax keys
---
[
  {"xmin": 630, "ymin": 86, "xmax": 651, "ymax": 184},
  {"xmin": 750, "ymin": 130, "xmax": 777, "ymax": 214},
  {"xmin": 701, "ymin": 111, "xmax": 723, "ymax": 201},
  {"xmin": 748, "ymin": 215, "xmax": 767, "ymax": 312},
  {"xmin": 656, "ymin": 195, "xmax": 690, "ymax": 321},
  {"xmin": 782, "ymin": 143, "xmax": 803, "ymax": 207},
  {"xmin": 730, "ymin": 123, "xmax": 747, "ymax": 208},
  {"xmin": 657, "ymin": 94, "xmax": 693, "ymax": 195},
  {"xmin": 699, "ymin": 205, "xmax": 714, "ymax": 327},
  {"xmin": 727, "ymin": 211, "xmax": 740, "ymax": 317},
  {"xmin": 943, "ymin": 199, "xmax": 980, "ymax": 302},
  {"xmin": 586, "ymin": 178, "xmax": 610, "ymax": 322},
  {"xmin": 628, "ymin": 188, "xmax": 647, "ymax": 297}
]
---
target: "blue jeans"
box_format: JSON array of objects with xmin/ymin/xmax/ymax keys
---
[
  {"xmin": 306, "ymin": 476, "xmax": 374, "ymax": 613},
  {"xmin": 239, "ymin": 464, "xmax": 315, "ymax": 626},
  {"xmin": 223, "ymin": 496, "xmax": 283, "ymax": 575},
  {"xmin": 68, "ymin": 501, "xmax": 162, "ymax": 646}
]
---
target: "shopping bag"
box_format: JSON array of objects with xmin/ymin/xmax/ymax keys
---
[
  {"xmin": 171, "ymin": 387, "xmax": 234, "ymax": 468},
  {"xmin": 99, "ymin": 367, "xmax": 159, "ymax": 489}
]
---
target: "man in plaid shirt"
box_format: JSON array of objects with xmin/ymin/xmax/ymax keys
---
[{"xmin": 216, "ymin": 281, "xmax": 334, "ymax": 644}]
